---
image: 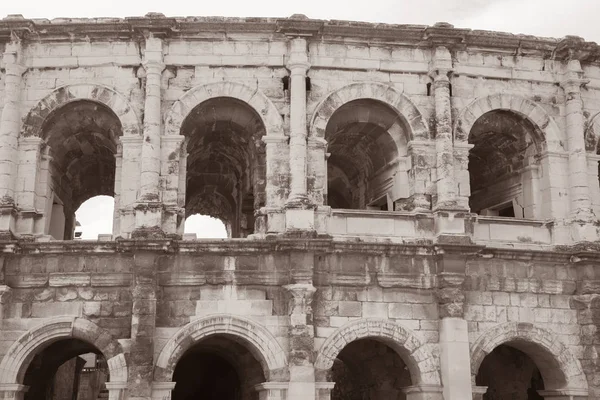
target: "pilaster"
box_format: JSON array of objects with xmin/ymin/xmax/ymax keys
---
[
  {"xmin": 560, "ymin": 60, "xmax": 594, "ymax": 224},
  {"xmin": 254, "ymin": 382, "xmax": 289, "ymax": 400},
  {"xmin": 0, "ymin": 285, "xmax": 12, "ymax": 328},
  {"xmin": 117, "ymin": 136, "xmax": 143, "ymax": 238},
  {"xmin": 284, "ymin": 283, "xmax": 317, "ymax": 400},
  {"xmin": 105, "ymin": 382, "xmax": 128, "ymax": 400},
  {"xmin": 150, "ymin": 382, "xmax": 176, "ymax": 400},
  {"xmin": 404, "ymin": 140, "xmax": 435, "ymax": 212},
  {"xmin": 14, "ymin": 137, "xmax": 44, "ymax": 235},
  {"xmin": 430, "ymin": 46, "xmax": 460, "ymax": 211},
  {"xmin": 0, "ymin": 40, "xmax": 26, "ymax": 237},
  {"xmin": 134, "ymin": 36, "xmax": 167, "ymax": 238}
]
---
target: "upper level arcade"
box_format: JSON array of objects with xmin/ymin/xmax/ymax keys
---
[{"xmin": 0, "ymin": 14, "xmax": 600, "ymax": 246}]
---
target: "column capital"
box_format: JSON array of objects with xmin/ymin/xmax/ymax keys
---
[
  {"xmin": 307, "ymin": 137, "xmax": 327, "ymax": 149},
  {"xmin": 3, "ymin": 62, "xmax": 27, "ymax": 77},
  {"xmin": 287, "ymin": 61, "xmax": 310, "ymax": 74},
  {"xmin": 560, "ymin": 76, "xmax": 588, "ymax": 92},
  {"xmin": 538, "ymin": 388, "xmax": 589, "ymax": 399},
  {"xmin": 142, "ymin": 60, "xmax": 166, "ymax": 75},
  {"xmin": 17, "ymin": 136, "xmax": 43, "ymax": 148}
]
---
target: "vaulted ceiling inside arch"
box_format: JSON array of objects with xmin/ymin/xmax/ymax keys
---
[
  {"xmin": 468, "ymin": 110, "xmax": 541, "ymax": 193},
  {"xmin": 41, "ymin": 100, "xmax": 121, "ymax": 210},
  {"xmin": 325, "ymin": 99, "xmax": 407, "ymax": 209},
  {"xmin": 181, "ymin": 97, "xmax": 266, "ymax": 231}
]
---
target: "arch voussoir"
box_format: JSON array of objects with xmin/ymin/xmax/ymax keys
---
[
  {"xmin": 0, "ymin": 317, "xmax": 127, "ymax": 385},
  {"xmin": 164, "ymin": 81, "xmax": 284, "ymax": 137},
  {"xmin": 153, "ymin": 314, "xmax": 287, "ymax": 382},
  {"xmin": 470, "ymin": 322, "xmax": 588, "ymax": 392},
  {"xmin": 21, "ymin": 84, "xmax": 141, "ymax": 139},
  {"xmin": 314, "ymin": 318, "xmax": 438, "ymax": 385},
  {"xmin": 309, "ymin": 82, "xmax": 430, "ymax": 141}
]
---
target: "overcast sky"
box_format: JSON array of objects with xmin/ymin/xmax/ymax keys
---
[{"xmin": 4, "ymin": 0, "xmax": 598, "ymax": 239}]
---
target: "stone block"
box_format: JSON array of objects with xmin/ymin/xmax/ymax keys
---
[
  {"xmin": 338, "ymin": 301, "xmax": 361, "ymax": 317},
  {"xmin": 31, "ymin": 302, "xmax": 81, "ymax": 317},
  {"xmin": 361, "ymin": 302, "xmax": 388, "ymax": 319}
]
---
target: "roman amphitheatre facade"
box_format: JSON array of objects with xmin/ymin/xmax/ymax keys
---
[{"xmin": 0, "ymin": 11, "xmax": 599, "ymax": 400}]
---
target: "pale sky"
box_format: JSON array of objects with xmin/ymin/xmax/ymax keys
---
[{"xmin": 7, "ymin": 0, "xmax": 599, "ymax": 239}]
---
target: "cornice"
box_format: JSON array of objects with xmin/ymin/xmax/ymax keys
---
[{"xmin": 0, "ymin": 14, "xmax": 598, "ymax": 63}]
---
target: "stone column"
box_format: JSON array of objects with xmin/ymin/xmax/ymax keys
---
[
  {"xmin": 284, "ymin": 283, "xmax": 317, "ymax": 400},
  {"xmin": 430, "ymin": 46, "xmax": 458, "ymax": 211},
  {"xmin": 0, "ymin": 41, "xmax": 26, "ymax": 236},
  {"xmin": 586, "ymin": 154, "xmax": 600, "ymax": 217},
  {"xmin": 254, "ymin": 382, "xmax": 288, "ymax": 400},
  {"xmin": 105, "ymin": 382, "xmax": 127, "ymax": 400},
  {"xmin": 404, "ymin": 141, "xmax": 435, "ymax": 211},
  {"xmin": 150, "ymin": 382, "xmax": 176, "ymax": 400},
  {"xmin": 0, "ymin": 384, "xmax": 28, "ymax": 400},
  {"xmin": 256, "ymin": 135, "xmax": 288, "ymax": 235},
  {"xmin": 286, "ymin": 37, "xmax": 310, "ymax": 207},
  {"xmin": 453, "ymin": 143, "xmax": 474, "ymax": 211},
  {"xmin": 15, "ymin": 137, "xmax": 43, "ymax": 235},
  {"xmin": 135, "ymin": 36, "xmax": 166, "ymax": 237},
  {"xmin": 0, "ymin": 285, "xmax": 12, "ymax": 328},
  {"xmin": 472, "ymin": 386, "xmax": 488, "ymax": 400},
  {"xmin": 160, "ymin": 135, "xmax": 185, "ymax": 236},
  {"xmin": 560, "ymin": 60, "xmax": 593, "ymax": 222}
]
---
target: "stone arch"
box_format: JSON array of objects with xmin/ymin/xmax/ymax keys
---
[
  {"xmin": 470, "ymin": 322, "xmax": 588, "ymax": 391},
  {"xmin": 309, "ymin": 82, "xmax": 430, "ymax": 140},
  {"xmin": 454, "ymin": 93, "xmax": 563, "ymax": 152},
  {"xmin": 164, "ymin": 81, "xmax": 284, "ymax": 137},
  {"xmin": 154, "ymin": 314, "xmax": 287, "ymax": 382},
  {"xmin": 314, "ymin": 318, "xmax": 440, "ymax": 385},
  {"xmin": 0, "ymin": 316, "xmax": 127, "ymax": 384},
  {"xmin": 21, "ymin": 84, "xmax": 141, "ymax": 138},
  {"xmin": 585, "ymin": 111, "xmax": 600, "ymax": 153}
]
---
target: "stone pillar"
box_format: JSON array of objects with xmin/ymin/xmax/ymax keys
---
[
  {"xmin": 129, "ymin": 252, "xmax": 159, "ymax": 400},
  {"xmin": 14, "ymin": 137, "xmax": 43, "ymax": 235},
  {"xmin": 403, "ymin": 141, "xmax": 435, "ymax": 211},
  {"xmin": 286, "ymin": 37, "xmax": 310, "ymax": 207},
  {"xmin": 150, "ymin": 382, "xmax": 176, "ymax": 400},
  {"xmin": 560, "ymin": 60, "xmax": 593, "ymax": 222},
  {"xmin": 0, "ymin": 384, "xmax": 28, "ymax": 400},
  {"xmin": 453, "ymin": 143, "xmax": 473, "ymax": 211},
  {"xmin": 402, "ymin": 384, "xmax": 443, "ymax": 400},
  {"xmin": 135, "ymin": 36, "xmax": 166, "ymax": 237},
  {"xmin": 118, "ymin": 136, "xmax": 143, "ymax": 238},
  {"xmin": 430, "ymin": 46, "xmax": 458, "ymax": 211},
  {"xmin": 472, "ymin": 386, "xmax": 488, "ymax": 400},
  {"xmin": 256, "ymin": 135, "xmax": 288, "ymax": 235},
  {"xmin": 105, "ymin": 382, "xmax": 127, "ymax": 400},
  {"xmin": 435, "ymin": 246, "xmax": 473, "ymax": 400},
  {"xmin": 254, "ymin": 382, "xmax": 288, "ymax": 400},
  {"xmin": 0, "ymin": 285, "xmax": 12, "ymax": 328},
  {"xmin": 538, "ymin": 389, "xmax": 589, "ymax": 400},
  {"xmin": 0, "ymin": 41, "xmax": 26, "ymax": 236},
  {"xmin": 586, "ymin": 154, "xmax": 600, "ymax": 217},
  {"xmin": 284, "ymin": 283, "xmax": 317, "ymax": 400},
  {"xmin": 160, "ymin": 135, "xmax": 185, "ymax": 236},
  {"xmin": 113, "ymin": 145, "xmax": 123, "ymax": 238}
]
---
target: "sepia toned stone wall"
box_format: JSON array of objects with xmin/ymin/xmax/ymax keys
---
[{"xmin": 0, "ymin": 12, "xmax": 600, "ymax": 400}]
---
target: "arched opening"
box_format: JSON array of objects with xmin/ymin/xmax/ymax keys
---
[
  {"xmin": 40, "ymin": 100, "xmax": 121, "ymax": 240},
  {"xmin": 476, "ymin": 344, "xmax": 545, "ymax": 400},
  {"xmin": 183, "ymin": 213, "xmax": 229, "ymax": 238},
  {"xmin": 181, "ymin": 97, "xmax": 265, "ymax": 238},
  {"xmin": 325, "ymin": 99, "xmax": 410, "ymax": 210},
  {"xmin": 74, "ymin": 195, "xmax": 115, "ymax": 240},
  {"xmin": 22, "ymin": 338, "xmax": 109, "ymax": 400},
  {"xmin": 171, "ymin": 335, "xmax": 265, "ymax": 400},
  {"xmin": 468, "ymin": 110, "xmax": 543, "ymax": 219},
  {"xmin": 329, "ymin": 339, "xmax": 412, "ymax": 400}
]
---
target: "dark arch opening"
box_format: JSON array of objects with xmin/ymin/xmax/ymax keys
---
[
  {"xmin": 325, "ymin": 99, "xmax": 409, "ymax": 211},
  {"xmin": 329, "ymin": 339, "xmax": 412, "ymax": 400},
  {"xmin": 476, "ymin": 344, "xmax": 545, "ymax": 400},
  {"xmin": 468, "ymin": 110, "xmax": 543, "ymax": 219},
  {"xmin": 40, "ymin": 100, "xmax": 121, "ymax": 240},
  {"xmin": 23, "ymin": 338, "xmax": 108, "ymax": 400},
  {"xmin": 171, "ymin": 335, "xmax": 265, "ymax": 400},
  {"xmin": 181, "ymin": 97, "xmax": 266, "ymax": 238}
]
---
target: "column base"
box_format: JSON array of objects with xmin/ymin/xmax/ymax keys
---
[
  {"xmin": 132, "ymin": 202, "xmax": 166, "ymax": 239},
  {"xmin": 0, "ymin": 203, "xmax": 19, "ymax": 239},
  {"xmin": 150, "ymin": 381, "xmax": 176, "ymax": 400},
  {"xmin": 433, "ymin": 210, "xmax": 475, "ymax": 243}
]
